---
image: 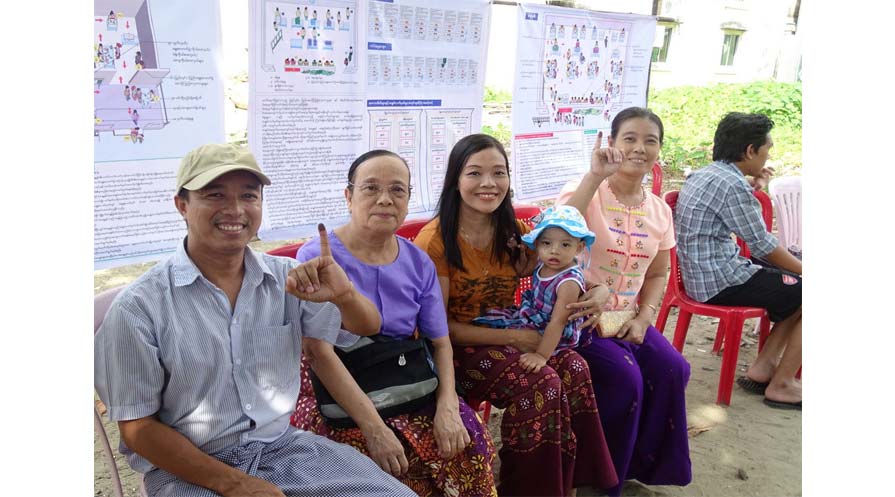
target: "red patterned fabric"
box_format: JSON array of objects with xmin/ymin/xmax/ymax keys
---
[{"xmin": 291, "ymin": 357, "xmax": 497, "ymax": 497}]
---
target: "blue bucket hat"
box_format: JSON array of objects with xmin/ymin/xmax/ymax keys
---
[{"xmin": 521, "ymin": 205, "xmax": 596, "ymax": 250}]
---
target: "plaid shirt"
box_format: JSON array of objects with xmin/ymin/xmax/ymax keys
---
[{"xmin": 674, "ymin": 161, "xmax": 778, "ymax": 301}]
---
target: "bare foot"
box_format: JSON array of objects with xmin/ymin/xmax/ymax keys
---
[
  {"xmin": 745, "ymin": 360, "xmax": 775, "ymax": 384},
  {"xmin": 765, "ymin": 378, "xmax": 801, "ymax": 404}
]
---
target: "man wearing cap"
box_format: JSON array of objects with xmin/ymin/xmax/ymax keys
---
[{"xmin": 95, "ymin": 144, "xmax": 416, "ymax": 496}]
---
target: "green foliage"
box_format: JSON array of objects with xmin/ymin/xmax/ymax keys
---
[
  {"xmin": 649, "ymin": 81, "xmax": 802, "ymax": 176},
  {"xmin": 481, "ymin": 122, "xmax": 512, "ymax": 148},
  {"xmin": 484, "ymin": 86, "xmax": 513, "ymax": 103}
]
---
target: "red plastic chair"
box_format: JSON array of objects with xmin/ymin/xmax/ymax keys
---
[
  {"xmin": 650, "ymin": 161, "xmax": 663, "ymax": 196},
  {"xmin": 735, "ymin": 189, "xmax": 773, "ymax": 259},
  {"xmin": 655, "ymin": 191, "xmax": 771, "ymax": 406},
  {"xmin": 395, "ymin": 218, "xmax": 430, "ymax": 240},
  {"xmin": 267, "ymin": 242, "xmax": 304, "ymax": 258},
  {"xmin": 513, "ymin": 204, "xmax": 542, "ymax": 224}
]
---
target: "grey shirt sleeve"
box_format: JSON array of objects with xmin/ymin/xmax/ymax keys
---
[{"xmin": 94, "ymin": 300, "xmax": 164, "ymax": 421}]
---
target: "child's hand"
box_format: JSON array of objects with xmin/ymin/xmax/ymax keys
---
[{"xmin": 519, "ymin": 352, "xmax": 548, "ymax": 373}]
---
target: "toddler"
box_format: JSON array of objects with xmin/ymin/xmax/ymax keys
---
[{"xmin": 474, "ymin": 205, "xmax": 595, "ymax": 372}]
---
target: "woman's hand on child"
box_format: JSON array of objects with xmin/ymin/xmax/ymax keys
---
[
  {"xmin": 616, "ymin": 316, "xmax": 649, "ymax": 344},
  {"xmin": 567, "ymin": 284, "xmax": 611, "ymax": 328},
  {"xmin": 509, "ymin": 329, "xmax": 543, "ymax": 353},
  {"xmin": 519, "ymin": 352, "xmax": 548, "ymax": 373}
]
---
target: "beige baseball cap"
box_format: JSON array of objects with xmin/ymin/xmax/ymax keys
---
[{"xmin": 176, "ymin": 144, "xmax": 271, "ymax": 191}]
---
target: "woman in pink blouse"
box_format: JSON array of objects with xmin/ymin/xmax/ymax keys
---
[{"xmin": 557, "ymin": 107, "xmax": 692, "ymax": 496}]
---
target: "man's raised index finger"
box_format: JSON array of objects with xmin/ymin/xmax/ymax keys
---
[{"xmin": 317, "ymin": 223, "xmax": 330, "ymax": 257}]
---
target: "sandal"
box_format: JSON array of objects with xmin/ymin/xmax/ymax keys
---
[{"xmin": 736, "ymin": 376, "xmax": 769, "ymax": 395}]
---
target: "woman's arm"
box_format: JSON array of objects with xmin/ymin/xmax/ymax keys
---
[
  {"xmin": 430, "ymin": 335, "xmax": 471, "ymax": 459},
  {"xmin": 565, "ymin": 282, "xmax": 612, "ymax": 328},
  {"xmin": 617, "ymin": 249, "xmax": 669, "ymax": 344},
  {"xmin": 437, "ymin": 276, "xmax": 542, "ymax": 352},
  {"xmin": 302, "ymin": 338, "xmax": 408, "ymax": 476},
  {"xmin": 562, "ymin": 133, "xmax": 622, "ymax": 215}
]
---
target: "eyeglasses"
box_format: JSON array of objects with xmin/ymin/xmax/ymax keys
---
[{"xmin": 348, "ymin": 182, "xmax": 412, "ymax": 199}]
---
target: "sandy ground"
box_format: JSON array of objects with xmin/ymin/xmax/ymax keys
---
[{"xmin": 93, "ymin": 239, "xmax": 800, "ymax": 497}]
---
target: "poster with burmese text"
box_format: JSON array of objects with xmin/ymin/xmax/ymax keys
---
[
  {"xmin": 94, "ymin": 0, "xmax": 225, "ymax": 269},
  {"xmin": 249, "ymin": 0, "xmax": 490, "ymax": 241},
  {"xmin": 511, "ymin": 3, "xmax": 655, "ymax": 202}
]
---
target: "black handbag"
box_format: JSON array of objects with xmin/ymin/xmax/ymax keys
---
[{"xmin": 309, "ymin": 334, "xmax": 439, "ymax": 428}]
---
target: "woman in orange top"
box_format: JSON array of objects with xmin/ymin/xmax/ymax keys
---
[{"xmin": 414, "ymin": 134, "xmax": 617, "ymax": 496}]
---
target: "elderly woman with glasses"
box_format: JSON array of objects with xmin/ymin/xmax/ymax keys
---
[{"xmin": 290, "ymin": 150, "xmax": 497, "ymax": 497}]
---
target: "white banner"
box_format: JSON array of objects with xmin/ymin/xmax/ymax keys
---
[
  {"xmin": 249, "ymin": 0, "xmax": 490, "ymax": 241},
  {"xmin": 511, "ymin": 3, "xmax": 655, "ymax": 202},
  {"xmin": 93, "ymin": 0, "xmax": 225, "ymax": 269}
]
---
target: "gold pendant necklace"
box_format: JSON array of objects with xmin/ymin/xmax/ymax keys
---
[{"xmin": 459, "ymin": 225, "xmax": 491, "ymax": 275}]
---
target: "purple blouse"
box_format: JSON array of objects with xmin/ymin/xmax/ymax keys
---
[{"xmin": 297, "ymin": 232, "xmax": 449, "ymax": 340}]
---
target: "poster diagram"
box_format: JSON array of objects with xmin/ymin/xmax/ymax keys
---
[
  {"xmin": 540, "ymin": 16, "xmax": 632, "ymax": 128},
  {"xmin": 363, "ymin": 0, "xmax": 490, "ymax": 216},
  {"xmin": 511, "ymin": 4, "xmax": 655, "ymax": 202},
  {"xmin": 94, "ymin": 0, "xmax": 225, "ymax": 269},
  {"xmin": 94, "ymin": 2, "xmax": 171, "ymax": 144},
  {"xmin": 261, "ymin": 1, "xmax": 359, "ymax": 83},
  {"xmin": 249, "ymin": 0, "xmax": 489, "ymax": 241}
]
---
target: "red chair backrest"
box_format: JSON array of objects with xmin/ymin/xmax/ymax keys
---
[
  {"xmin": 666, "ymin": 188, "xmax": 772, "ymax": 260},
  {"xmin": 663, "ymin": 191, "xmax": 687, "ymax": 296},
  {"xmin": 753, "ymin": 189, "xmax": 773, "ymax": 232},
  {"xmin": 664, "ymin": 190, "xmax": 679, "ymax": 213},
  {"xmin": 651, "ymin": 161, "xmax": 663, "ymax": 197},
  {"xmin": 736, "ymin": 189, "xmax": 773, "ymax": 258},
  {"xmin": 395, "ymin": 218, "xmax": 431, "ymax": 241},
  {"xmin": 267, "ymin": 241, "xmax": 305, "ymax": 259},
  {"xmin": 512, "ymin": 205, "xmax": 543, "ymax": 303},
  {"xmin": 513, "ymin": 204, "xmax": 542, "ymax": 227}
]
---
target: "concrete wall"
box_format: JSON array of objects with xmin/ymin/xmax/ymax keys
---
[{"xmin": 649, "ymin": 0, "xmax": 796, "ymax": 88}]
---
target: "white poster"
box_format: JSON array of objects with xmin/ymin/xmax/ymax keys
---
[
  {"xmin": 94, "ymin": 0, "xmax": 225, "ymax": 269},
  {"xmin": 249, "ymin": 0, "xmax": 490, "ymax": 241},
  {"xmin": 511, "ymin": 3, "xmax": 655, "ymax": 202}
]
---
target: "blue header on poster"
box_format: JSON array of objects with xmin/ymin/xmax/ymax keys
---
[{"xmin": 367, "ymin": 99, "xmax": 442, "ymax": 107}]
